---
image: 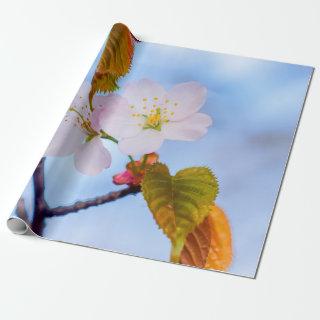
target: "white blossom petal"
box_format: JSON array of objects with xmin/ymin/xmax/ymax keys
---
[
  {"xmin": 45, "ymin": 115, "xmax": 86, "ymax": 157},
  {"xmin": 162, "ymin": 113, "xmax": 212, "ymax": 141},
  {"xmin": 122, "ymin": 79, "xmax": 166, "ymax": 113},
  {"xmin": 74, "ymin": 137, "xmax": 112, "ymax": 176},
  {"xmin": 71, "ymin": 81, "xmax": 91, "ymax": 111},
  {"xmin": 164, "ymin": 82, "xmax": 207, "ymax": 121},
  {"xmin": 45, "ymin": 82, "xmax": 92, "ymax": 157},
  {"xmin": 97, "ymin": 94, "xmax": 143, "ymax": 139},
  {"xmin": 118, "ymin": 129, "xmax": 164, "ymax": 156},
  {"xmin": 92, "ymin": 93, "xmax": 125, "ymax": 110}
]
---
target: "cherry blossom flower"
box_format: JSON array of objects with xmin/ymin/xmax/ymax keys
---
[
  {"xmin": 97, "ymin": 79, "xmax": 212, "ymax": 156},
  {"xmin": 45, "ymin": 82, "xmax": 112, "ymax": 176}
]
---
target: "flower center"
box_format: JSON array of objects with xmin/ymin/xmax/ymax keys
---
[
  {"xmin": 129, "ymin": 97, "xmax": 179, "ymax": 131},
  {"xmin": 143, "ymin": 108, "xmax": 168, "ymax": 131}
]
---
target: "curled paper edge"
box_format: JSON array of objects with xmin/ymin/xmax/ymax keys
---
[
  {"xmin": 7, "ymin": 197, "xmax": 36, "ymax": 236},
  {"xmin": 7, "ymin": 217, "xmax": 29, "ymax": 235}
]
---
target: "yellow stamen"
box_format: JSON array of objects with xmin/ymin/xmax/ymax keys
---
[{"xmin": 146, "ymin": 113, "xmax": 161, "ymax": 126}]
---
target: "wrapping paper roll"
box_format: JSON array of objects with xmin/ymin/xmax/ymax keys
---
[{"xmin": 7, "ymin": 23, "xmax": 314, "ymax": 278}]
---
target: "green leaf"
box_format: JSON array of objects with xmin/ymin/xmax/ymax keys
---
[
  {"xmin": 141, "ymin": 163, "xmax": 219, "ymax": 262},
  {"xmin": 89, "ymin": 23, "xmax": 138, "ymax": 110}
]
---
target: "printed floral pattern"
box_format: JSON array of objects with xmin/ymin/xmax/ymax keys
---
[
  {"xmin": 45, "ymin": 82, "xmax": 112, "ymax": 175},
  {"xmin": 97, "ymin": 79, "xmax": 212, "ymax": 156},
  {"xmin": 45, "ymin": 79, "xmax": 212, "ymax": 175}
]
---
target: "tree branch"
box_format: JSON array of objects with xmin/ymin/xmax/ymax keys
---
[
  {"xmin": 46, "ymin": 185, "xmax": 141, "ymax": 217},
  {"xmin": 29, "ymin": 157, "xmax": 141, "ymax": 235},
  {"xmin": 31, "ymin": 157, "xmax": 48, "ymax": 234}
]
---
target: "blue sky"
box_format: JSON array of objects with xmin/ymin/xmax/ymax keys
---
[{"xmin": 14, "ymin": 41, "xmax": 313, "ymax": 277}]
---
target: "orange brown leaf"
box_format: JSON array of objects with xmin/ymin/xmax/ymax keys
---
[
  {"xmin": 89, "ymin": 23, "xmax": 139, "ymax": 109},
  {"xmin": 180, "ymin": 205, "xmax": 232, "ymax": 271}
]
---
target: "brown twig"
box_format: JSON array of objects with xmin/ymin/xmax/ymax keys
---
[
  {"xmin": 29, "ymin": 157, "xmax": 141, "ymax": 235},
  {"xmin": 46, "ymin": 185, "xmax": 141, "ymax": 217},
  {"xmin": 31, "ymin": 157, "xmax": 48, "ymax": 234}
]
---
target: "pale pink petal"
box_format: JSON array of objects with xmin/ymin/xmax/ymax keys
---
[
  {"xmin": 92, "ymin": 93, "xmax": 124, "ymax": 109},
  {"xmin": 89, "ymin": 106, "xmax": 104, "ymax": 132},
  {"xmin": 118, "ymin": 130, "xmax": 164, "ymax": 156},
  {"xmin": 70, "ymin": 81, "xmax": 91, "ymax": 112},
  {"xmin": 74, "ymin": 137, "xmax": 111, "ymax": 176},
  {"xmin": 122, "ymin": 79, "xmax": 166, "ymax": 113},
  {"xmin": 164, "ymin": 82, "xmax": 207, "ymax": 121},
  {"xmin": 45, "ymin": 116, "xmax": 86, "ymax": 157},
  {"xmin": 45, "ymin": 81, "xmax": 92, "ymax": 157},
  {"xmin": 162, "ymin": 113, "xmax": 212, "ymax": 141},
  {"xmin": 97, "ymin": 94, "xmax": 143, "ymax": 139},
  {"xmin": 90, "ymin": 94, "xmax": 126, "ymax": 132}
]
